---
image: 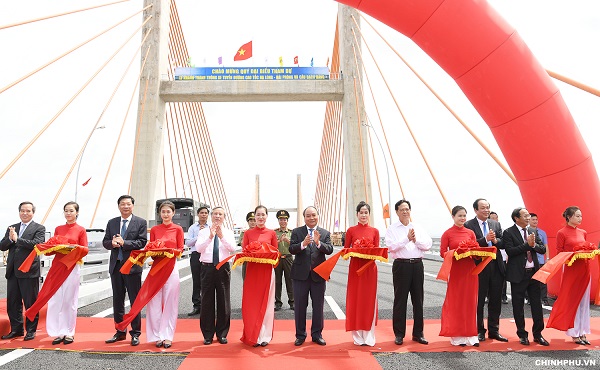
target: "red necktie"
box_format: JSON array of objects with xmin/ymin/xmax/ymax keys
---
[{"xmin": 523, "ymin": 228, "xmax": 532, "ymax": 263}]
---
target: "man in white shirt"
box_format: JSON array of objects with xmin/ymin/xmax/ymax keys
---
[
  {"xmin": 195, "ymin": 207, "xmax": 236, "ymax": 345},
  {"xmin": 385, "ymin": 199, "xmax": 432, "ymax": 346},
  {"xmin": 185, "ymin": 205, "xmax": 210, "ymax": 316}
]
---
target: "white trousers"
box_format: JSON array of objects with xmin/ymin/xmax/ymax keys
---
[
  {"xmin": 256, "ymin": 270, "xmax": 275, "ymax": 344},
  {"xmin": 46, "ymin": 265, "xmax": 80, "ymax": 337},
  {"xmin": 352, "ymin": 300, "xmax": 377, "ymax": 346},
  {"xmin": 566, "ymin": 277, "xmax": 591, "ymax": 337},
  {"xmin": 146, "ymin": 268, "xmax": 180, "ymax": 342}
]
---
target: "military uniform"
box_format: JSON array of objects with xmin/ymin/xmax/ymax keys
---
[
  {"xmin": 239, "ymin": 212, "xmax": 255, "ymax": 280},
  {"xmin": 274, "ymin": 210, "xmax": 294, "ymax": 310}
]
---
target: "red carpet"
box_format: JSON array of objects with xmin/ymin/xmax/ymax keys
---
[{"xmin": 1, "ymin": 310, "xmax": 599, "ymax": 369}]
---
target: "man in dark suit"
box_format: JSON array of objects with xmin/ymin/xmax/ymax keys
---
[
  {"xmin": 102, "ymin": 195, "xmax": 147, "ymax": 346},
  {"xmin": 0, "ymin": 202, "xmax": 45, "ymax": 341},
  {"xmin": 503, "ymin": 207, "xmax": 549, "ymax": 346},
  {"xmin": 289, "ymin": 206, "xmax": 333, "ymax": 346},
  {"xmin": 464, "ymin": 198, "xmax": 508, "ymax": 342}
]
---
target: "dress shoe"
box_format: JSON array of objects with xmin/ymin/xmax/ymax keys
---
[
  {"xmin": 204, "ymin": 339, "xmax": 213, "ymax": 345},
  {"xmin": 394, "ymin": 337, "xmax": 403, "ymax": 345},
  {"xmin": 519, "ymin": 337, "xmax": 530, "ymax": 345},
  {"xmin": 542, "ymin": 299, "xmax": 549, "ymax": 306},
  {"xmin": 572, "ymin": 337, "xmax": 585, "ymax": 345},
  {"xmin": 534, "ymin": 336, "xmax": 549, "ymax": 346},
  {"xmin": 163, "ymin": 341, "xmax": 172, "ymax": 349},
  {"xmin": 218, "ymin": 337, "xmax": 228, "ymax": 344},
  {"xmin": 477, "ymin": 333, "xmax": 486, "ymax": 342},
  {"xmin": 131, "ymin": 335, "xmax": 140, "ymax": 346},
  {"xmin": 312, "ymin": 337, "xmax": 326, "ymax": 346},
  {"xmin": 63, "ymin": 336, "xmax": 74, "ymax": 345},
  {"xmin": 502, "ymin": 298, "xmax": 509, "ymax": 304},
  {"xmin": 274, "ymin": 306, "xmax": 282, "ymax": 312},
  {"xmin": 289, "ymin": 305, "xmax": 294, "ymax": 311},
  {"xmin": 24, "ymin": 332, "xmax": 36, "ymax": 341},
  {"xmin": 459, "ymin": 344, "xmax": 466, "ymax": 347},
  {"xmin": 488, "ymin": 333, "xmax": 508, "ymax": 342},
  {"xmin": 580, "ymin": 336, "xmax": 590, "ymax": 345},
  {"xmin": 156, "ymin": 341, "xmax": 164, "ymax": 348},
  {"xmin": 52, "ymin": 336, "xmax": 65, "ymax": 345},
  {"xmin": 474, "ymin": 342, "xmax": 480, "ymax": 347},
  {"xmin": 260, "ymin": 341, "xmax": 269, "ymax": 347},
  {"xmin": 2, "ymin": 331, "xmax": 24, "ymax": 340},
  {"xmin": 412, "ymin": 336, "xmax": 428, "ymax": 345},
  {"xmin": 187, "ymin": 308, "xmax": 201, "ymax": 316},
  {"xmin": 105, "ymin": 332, "xmax": 126, "ymax": 343},
  {"xmin": 253, "ymin": 343, "xmax": 260, "ymax": 347},
  {"xmin": 294, "ymin": 338, "xmax": 305, "ymax": 346}
]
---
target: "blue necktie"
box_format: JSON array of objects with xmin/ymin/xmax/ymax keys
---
[
  {"xmin": 309, "ymin": 228, "xmax": 314, "ymax": 248},
  {"xmin": 482, "ymin": 221, "xmax": 492, "ymax": 246},
  {"xmin": 213, "ymin": 236, "xmax": 220, "ymax": 265},
  {"xmin": 18, "ymin": 223, "xmax": 26, "ymax": 238},
  {"xmin": 119, "ymin": 219, "xmax": 128, "ymax": 261}
]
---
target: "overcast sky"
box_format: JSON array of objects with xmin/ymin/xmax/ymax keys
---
[{"xmin": 0, "ymin": 0, "xmax": 598, "ymax": 236}]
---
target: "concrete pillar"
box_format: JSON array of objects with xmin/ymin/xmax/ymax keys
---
[
  {"xmin": 338, "ymin": 4, "xmax": 372, "ymax": 226},
  {"xmin": 130, "ymin": 0, "xmax": 170, "ymax": 222},
  {"xmin": 297, "ymin": 174, "xmax": 303, "ymax": 227}
]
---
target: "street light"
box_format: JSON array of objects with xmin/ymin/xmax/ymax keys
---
[
  {"xmin": 75, "ymin": 125, "xmax": 105, "ymax": 202},
  {"xmin": 362, "ymin": 120, "xmax": 392, "ymax": 223}
]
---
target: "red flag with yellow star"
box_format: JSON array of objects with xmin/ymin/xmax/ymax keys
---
[{"xmin": 234, "ymin": 41, "xmax": 252, "ymax": 61}]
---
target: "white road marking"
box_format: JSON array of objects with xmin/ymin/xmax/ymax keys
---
[
  {"xmin": 325, "ymin": 295, "xmax": 346, "ymax": 320},
  {"xmin": 0, "ymin": 349, "xmax": 34, "ymax": 367}
]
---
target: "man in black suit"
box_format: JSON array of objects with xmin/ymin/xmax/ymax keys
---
[
  {"xmin": 464, "ymin": 198, "xmax": 508, "ymax": 342},
  {"xmin": 0, "ymin": 202, "xmax": 45, "ymax": 341},
  {"xmin": 102, "ymin": 195, "xmax": 147, "ymax": 346},
  {"xmin": 289, "ymin": 206, "xmax": 333, "ymax": 346},
  {"xmin": 503, "ymin": 207, "xmax": 549, "ymax": 346}
]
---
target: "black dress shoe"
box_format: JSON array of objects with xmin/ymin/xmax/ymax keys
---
[
  {"xmin": 312, "ymin": 337, "xmax": 326, "ymax": 346},
  {"xmin": 156, "ymin": 341, "xmax": 164, "ymax": 348},
  {"xmin": 2, "ymin": 331, "xmax": 24, "ymax": 340},
  {"xmin": 260, "ymin": 341, "xmax": 269, "ymax": 347},
  {"xmin": 394, "ymin": 337, "xmax": 403, "ymax": 345},
  {"xmin": 131, "ymin": 335, "xmax": 140, "ymax": 346},
  {"xmin": 459, "ymin": 344, "xmax": 466, "ymax": 347},
  {"xmin": 412, "ymin": 336, "xmax": 428, "ymax": 345},
  {"xmin": 105, "ymin": 332, "xmax": 126, "ymax": 343},
  {"xmin": 52, "ymin": 336, "xmax": 65, "ymax": 345},
  {"xmin": 204, "ymin": 339, "xmax": 213, "ymax": 345},
  {"xmin": 294, "ymin": 338, "xmax": 305, "ymax": 346},
  {"xmin": 580, "ymin": 336, "xmax": 591, "ymax": 345},
  {"xmin": 24, "ymin": 332, "xmax": 36, "ymax": 341},
  {"xmin": 519, "ymin": 337, "xmax": 530, "ymax": 345},
  {"xmin": 488, "ymin": 333, "xmax": 508, "ymax": 342},
  {"xmin": 534, "ymin": 336, "xmax": 549, "ymax": 346},
  {"xmin": 218, "ymin": 337, "xmax": 228, "ymax": 344},
  {"xmin": 63, "ymin": 336, "xmax": 74, "ymax": 345},
  {"xmin": 187, "ymin": 308, "xmax": 201, "ymax": 316},
  {"xmin": 274, "ymin": 306, "xmax": 282, "ymax": 312},
  {"xmin": 474, "ymin": 342, "xmax": 480, "ymax": 347},
  {"xmin": 477, "ymin": 333, "xmax": 486, "ymax": 342},
  {"xmin": 163, "ymin": 341, "xmax": 172, "ymax": 349},
  {"xmin": 253, "ymin": 343, "xmax": 260, "ymax": 347}
]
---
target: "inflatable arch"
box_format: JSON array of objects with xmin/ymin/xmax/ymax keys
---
[{"xmin": 337, "ymin": 0, "xmax": 600, "ymax": 297}]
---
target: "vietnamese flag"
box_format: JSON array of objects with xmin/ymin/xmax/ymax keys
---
[
  {"xmin": 234, "ymin": 41, "xmax": 252, "ymax": 61},
  {"xmin": 82, "ymin": 177, "xmax": 91, "ymax": 186},
  {"xmin": 293, "ymin": 56, "xmax": 298, "ymax": 65}
]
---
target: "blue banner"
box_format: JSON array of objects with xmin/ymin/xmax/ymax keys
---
[{"xmin": 174, "ymin": 67, "xmax": 330, "ymax": 80}]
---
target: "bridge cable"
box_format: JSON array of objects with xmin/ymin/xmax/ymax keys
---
[
  {"xmin": 547, "ymin": 70, "xmax": 600, "ymax": 98},
  {"xmin": 357, "ymin": 14, "xmax": 517, "ymax": 185}
]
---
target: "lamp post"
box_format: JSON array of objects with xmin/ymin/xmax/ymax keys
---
[
  {"xmin": 75, "ymin": 126, "xmax": 105, "ymax": 202},
  {"xmin": 362, "ymin": 121, "xmax": 392, "ymax": 223}
]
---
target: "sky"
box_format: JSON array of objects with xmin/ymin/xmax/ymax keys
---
[{"xmin": 0, "ymin": 0, "xmax": 599, "ymax": 237}]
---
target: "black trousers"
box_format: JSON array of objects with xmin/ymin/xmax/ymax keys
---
[
  {"xmin": 477, "ymin": 261, "xmax": 503, "ymax": 335},
  {"xmin": 274, "ymin": 255, "xmax": 294, "ymax": 307},
  {"xmin": 190, "ymin": 252, "xmax": 203, "ymax": 309},
  {"xmin": 200, "ymin": 262, "xmax": 231, "ymax": 340},
  {"xmin": 293, "ymin": 278, "xmax": 326, "ymax": 340},
  {"xmin": 110, "ymin": 261, "xmax": 142, "ymax": 336},
  {"xmin": 510, "ymin": 270, "xmax": 544, "ymax": 339},
  {"xmin": 6, "ymin": 275, "xmax": 39, "ymax": 334},
  {"xmin": 392, "ymin": 259, "xmax": 424, "ymax": 338}
]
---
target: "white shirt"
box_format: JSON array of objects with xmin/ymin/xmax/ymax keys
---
[
  {"xmin": 195, "ymin": 226, "xmax": 236, "ymax": 264},
  {"xmin": 302, "ymin": 225, "xmax": 321, "ymax": 250},
  {"xmin": 518, "ymin": 225, "xmax": 535, "ymax": 268},
  {"xmin": 185, "ymin": 222, "xmax": 210, "ymax": 252},
  {"xmin": 385, "ymin": 220, "xmax": 432, "ymax": 259}
]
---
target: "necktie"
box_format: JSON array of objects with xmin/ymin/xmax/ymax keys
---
[
  {"xmin": 482, "ymin": 221, "xmax": 492, "ymax": 246},
  {"xmin": 523, "ymin": 228, "xmax": 533, "ymax": 263},
  {"xmin": 213, "ymin": 236, "xmax": 220, "ymax": 265},
  {"xmin": 119, "ymin": 219, "xmax": 128, "ymax": 261},
  {"xmin": 18, "ymin": 223, "xmax": 26, "ymax": 238},
  {"xmin": 309, "ymin": 228, "xmax": 314, "ymax": 248}
]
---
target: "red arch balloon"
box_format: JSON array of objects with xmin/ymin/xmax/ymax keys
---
[{"xmin": 337, "ymin": 0, "xmax": 600, "ymax": 297}]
